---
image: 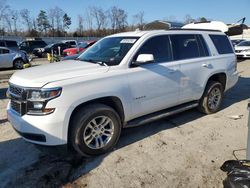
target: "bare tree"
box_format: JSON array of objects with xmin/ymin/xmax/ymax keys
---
[
  {"xmin": 54, "ymin": 6, "xmax": 64, "ymax": 33},
  {"xmin": 85, "ymin": 9, "xmax": 93, "ymax": 31},
  {"xmin": 90, "ymin": 7, "xmax": 108, "ymax": 30},
  {"xmin": 0, "ymin": 0, "xmax": 10, "ymax": 35},
  {"xmin": 20, "ymin": 9, "xmax": 32, "ymax": 32},
  {"xmin": 77, "ymin": 14, "xmax": 84, "ymax": 35},
  {"xmin": 109, "ymin": 6, "xmax": 127, "ymax": 32},
  {"xmin": 184, "ymin": 14, "xmax": 195, "ymax": 24},
  {"xmin": 133, "ymin": 11, "xmax": 145, "ymax": 29},
  {"xmin": 11, "ymin": 10, "xmax": 19, "ymax": 35}
]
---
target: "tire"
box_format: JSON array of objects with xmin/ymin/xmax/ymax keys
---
[
  {"xmin": 198, "ymin": 81, "xmax": 224, "ymax": 114},
  {"xmin": 69, "ymin": 103, "xmax": 122, "ymax": 156},
  {"xmin": 13, "ymin": 59, "xmax": 24, "ymax": 69}
]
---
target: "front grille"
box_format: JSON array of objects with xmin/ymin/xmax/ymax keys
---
[
  {"xmin": 9, "ymin": 84, "xmax": 27, "ymax": 115},
  {"xmin": 9, "ymin": 85, "xmax": 24, "ymax": 98},
  {"xmin": 11, "ymin": 100, "xmax": 21, "ymax": 114}
]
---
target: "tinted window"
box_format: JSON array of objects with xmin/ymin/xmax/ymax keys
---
[
  {"xmin": 238, "ymin": 41, "xmax": 250, "ymax": 46},
  {"xmin": 197, "ymin": 35, "xmax": 210, "ymax": 56},
  {"xmin": 34, "ymin": 41, "xmax": 46, "ymax": 46},
  {"xmin": 0, "ymin": 41, "xmax": 5, "ymax": 47},
  {"xmin": 6, "ymin": 41, "xmax": 17, "ymax": 47},
  {"xmin": 0, "ymin": 49, "xmax": 9, "ymax": 54},
  {"xmin": 135, "ymin": 35, "xmax": 172, "ymax": 63},
  {"xmin": 170, "ymin": 34, "xmax": 208, "ymax": 60},
  {"xmin": 209, "ymin": 35, "xmax": 233, "ymax": 54},
  {"xmin": 69, "ymin": 41, "xmax": 76, "ymax": 45}
]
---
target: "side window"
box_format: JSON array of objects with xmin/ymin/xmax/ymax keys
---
[
  {"xmin": 0, "ymin": 49, "xmax": 9, "ymax": 54},
  {"xmin": 197, "ymin": 35, "xmax": 210, "ymax": 57},
  {"xmin": 135, "ymin": 35, "xmax": 172, "ymax": 63},
  {"xmin": 6, "ymin": 41, "xmax": 18, "ymax": 47},
  {"xmin": 170, "ymin": 34, "xmax": 203, "ymax": 60},
  {"xmin": 0, "ymin": 41, "xmax": 5, "ymax": 47},
  {"xmin": 209, "ymin": 35, "xmax": 233, "ymax": 54}
]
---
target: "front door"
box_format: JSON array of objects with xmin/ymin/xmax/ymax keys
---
[{"xmin": 127, "ymin": 35, "xmax": 181, "ymax": 119}]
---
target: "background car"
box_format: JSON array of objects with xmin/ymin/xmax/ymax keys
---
[
  {"xmin": 234, "ymin": 40, "xmax": 250, "ymax": 58},
  {"xmin": 19, "ymin": 38, "xmax": 47, "ymax": 54},
  {"xmin": 0, "ymin": 40, "xmax": 19, "ymax": 51},
  {"xmin": 62, "ymin": 52, "xmax": 82, "ymax": 61},
  {"xmin": 0, "ymin": 47, "xmax": 29, "ymax": 69},
  {"xmin": 61, "ymin": 40, "xmax": 77, "ymax": 47},
  {"xmin": 63, "ymin": 40, "xmax": 96, "ymax": 56},
  {"xmin": 33, "ymin": 42, "xmax": 72, "ymax": 57},
  {"xmin": 231, "ymin": 39, "xmax": 246, "ymax": 46}
]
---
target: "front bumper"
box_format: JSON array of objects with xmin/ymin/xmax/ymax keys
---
[
  {"xmin": 7, "ymin": 102, "xmax": 67, "ymax": 146},
  {"xmin": 235, "ymin": 51, "xmax": 250, "ymax": 58},
  {"xmin": 225, "ymin": 71, "xmax": 239, "ymax": 91}
]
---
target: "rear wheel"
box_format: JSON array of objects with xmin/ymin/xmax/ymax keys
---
[
  {"xmin": 13, "ymin": 59, "xmax": 24, "ymax": 69},
  {"xmin": 69, "ymin": 104, "xmax": 122, "ymax": 156},
  {"xmin": 198, "ymin": 81, "xmax": 224, "ymax": 114}
]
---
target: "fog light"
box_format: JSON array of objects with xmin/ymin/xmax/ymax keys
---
[{"xmin": 33, "ymin": 102, "xmax": 43, "ymax": 109}]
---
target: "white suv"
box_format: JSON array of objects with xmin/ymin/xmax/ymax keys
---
[{"xmin": 7, "ymin": 29, "xmax": 238, "ymax": 156}]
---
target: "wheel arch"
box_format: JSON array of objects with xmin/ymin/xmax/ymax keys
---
[
  {"xmin": 67, "ymin": 96, "xmax": 125, "ymax": 143},
  {"xmin": 205, "ymin": 72, "xmax": 227, "ymax": 91}
]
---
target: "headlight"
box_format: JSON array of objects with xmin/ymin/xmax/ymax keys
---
[
  {"xmin": 26, "ymin": 87, "xmax": 62, "ymax": 115},
  {"xmin": 243, "ymin": 49, "xmax": 250, "ymax": 52}
]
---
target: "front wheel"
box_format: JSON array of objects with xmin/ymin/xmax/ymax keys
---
[
  {"xmin": 198, "ymin": 81, "xmax": 224, "ymax": 114},
  {"xmin": 69, "ymin": 104, "xmax": 122, "ymax": 156},
  {"xmin": 13, "ymin": 59, "xmax": 24, "ymax": 69}
]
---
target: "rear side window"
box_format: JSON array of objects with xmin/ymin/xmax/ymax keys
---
[
  {"xmin": 6, "ymin": 41, "xmax": 17, "ymax": 47},
  {"xmin": 0, "ymin": 49, "xmax": 9, "ymax": 54},
  {"xmin": 209, "ymin": 35, "xmax": 233, "ymax": 54},
  {"xmin": 135, "ymin": 35, "xmax": 172, "ymax": 63},
  {"xmin": 170, "ymin": 34, "xmax": 209, "ymax": 61},
  {"xmin": 69, "ymin": 41, "xmax": 76, "ymax": 45}
]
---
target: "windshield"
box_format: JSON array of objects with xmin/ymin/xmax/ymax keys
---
[
  {"xmin": 78, "ymin": 37, "xmax": 139, "ymax": 66},
  {"xmin": 79, "ymin": 42, "xmax": 88, "ymax": 48},
  {"xmin": 45, "ymin": 43, "xmax": 54, "ymax": 48},
  {"xmin": 238, "ymin": 41, "xmax": 250, "ymax": 46}
]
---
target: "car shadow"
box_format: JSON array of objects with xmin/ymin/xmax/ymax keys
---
[{"xmin": 222, "ymin": 77, "xmax": 250, "ymax": 109}]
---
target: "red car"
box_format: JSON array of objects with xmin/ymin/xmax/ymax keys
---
[{"xmin": 63, "ymin": 40, "xmax": 96, "ymax": 56}]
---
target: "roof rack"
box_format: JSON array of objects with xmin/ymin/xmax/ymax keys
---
[{"xmin": 169, "ymin": 28, "xmax": 221, "ymax": 32}]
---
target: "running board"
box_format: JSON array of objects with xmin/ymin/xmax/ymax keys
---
[{"xmin": 124, "ymin": 101, "xmax": 199, "ymax": 128}]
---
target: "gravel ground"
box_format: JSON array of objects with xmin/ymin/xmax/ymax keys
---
[{"xmin": 0, "ymin": 59, "xmax": 249, "ymax": 188}]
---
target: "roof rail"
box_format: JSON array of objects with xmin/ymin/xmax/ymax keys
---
[{"xmin": 169, "ymin": 28, "xmax": 221, "ymax": 32}]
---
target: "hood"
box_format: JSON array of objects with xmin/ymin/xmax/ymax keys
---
[
  {"xmin": 235, "ymin": 46, "xmax": 250, "ymax": 50},
  {"xmin": 9, "ymin": 60, "xmax": 109, "ymax": 87}
]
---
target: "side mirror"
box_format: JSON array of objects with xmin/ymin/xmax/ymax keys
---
[{"xmin": 135, "ymin": 54, "xmax": 154, "ymax": 65}]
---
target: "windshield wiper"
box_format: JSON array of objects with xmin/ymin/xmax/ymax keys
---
[{"xmin": 82, "ymin": 59, "xmax": 108, "ymax": 66}]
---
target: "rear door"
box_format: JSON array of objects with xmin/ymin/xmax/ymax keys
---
[
  {"xmin": 170, "ymin": 34, "xmax": 211, "ymax": 103},
  {"xmin": 0, "ymin": 49, "xmax": 13, "ymax": 68}
]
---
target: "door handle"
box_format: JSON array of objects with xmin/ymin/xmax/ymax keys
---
[{"xmin": 202, "ymin": 63, "xmax": 209, "ymax": 68}]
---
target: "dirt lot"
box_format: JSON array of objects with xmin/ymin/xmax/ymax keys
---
[{"xmin": 0, "ymin": 59, "xmax": 250, "ymax": 188}]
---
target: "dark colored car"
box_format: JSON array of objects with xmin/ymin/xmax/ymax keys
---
[
  {"xmin": 0, "ymin": 40, "xmax": 19, "ymax": 51},
  {"xmin": 19, "ymin": 39, "xmax": 47, "ymax": 54},
  {"xmin": 63, "ymin": 40, "xmax": 97, "ymax": 56},
  {"xmin": 33, "ymin": 42, "xmax": 72, "ymax": 57}
]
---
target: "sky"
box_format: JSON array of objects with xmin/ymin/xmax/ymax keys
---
[{"xmin": 6, "ymin": 0, "xmax": 250, "ymax": 30}]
